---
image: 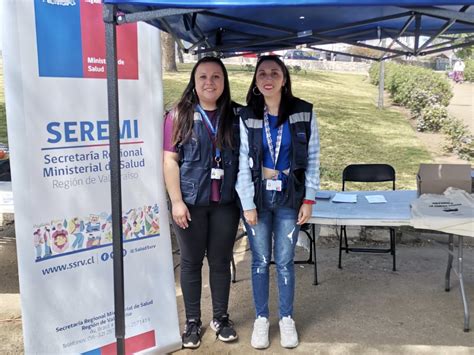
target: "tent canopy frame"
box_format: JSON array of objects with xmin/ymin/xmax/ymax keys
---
[
  {"xmin": 112, "ymin": 4, "xmax": 474, "ymax": 60},
  {"xmin": 102, "ymin": 2, "xmax": 474, "ymax": 353}
]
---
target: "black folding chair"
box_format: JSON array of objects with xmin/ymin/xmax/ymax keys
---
[{"xmin": 339, "ymin": 164, "xmax": 397, "ymax": 271}]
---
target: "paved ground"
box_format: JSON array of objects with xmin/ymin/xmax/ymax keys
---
[
  {"xmin": 447, "ymin": 82, "xmax": 474, "ymax": 134},
  {"xmin": 173, "ymin": 236, "xmax": 474, "ymax": 354},
  {"xmin": 1, "ymin": 229, "xmax": 473, "ymax": 354}
]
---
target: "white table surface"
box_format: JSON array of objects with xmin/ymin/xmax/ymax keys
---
[{"xmin": 310, "ymin": 190, "xmax": 417, "ymax": 226}]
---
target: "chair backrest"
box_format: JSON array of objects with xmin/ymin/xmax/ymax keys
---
[{"xmin": 342, "ymin": 164, "xmax": 395, "ymax": 191}]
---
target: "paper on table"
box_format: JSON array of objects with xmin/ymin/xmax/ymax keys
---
[
  {"xmin": 332, "ymin": 193, "xmax": 357, "ymax": 203},
  {"xmin": 365, "ymin": 195, "xmax": 387, "ymax": 204},
  {"xmin": 315, "ymin": 191, "xmax": 333, "ymax": 199}
]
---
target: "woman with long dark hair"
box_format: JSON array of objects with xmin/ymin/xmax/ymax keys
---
[
  {"xmin": 236, "ymin": 55, "xmax": 320, "ymax": 349},
  {"xmin": 163, "ymin": 56, "xmax": 240, "ymax": 349}
]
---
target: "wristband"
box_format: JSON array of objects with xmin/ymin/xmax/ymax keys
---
[{"xmin": 303, "ymin": 199, "xmax": 315, "ymax": 205}]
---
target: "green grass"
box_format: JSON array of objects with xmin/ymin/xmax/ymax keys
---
[
  {"xmin": 0, "ymin": 56, "xmax": 7, "ymax": 144},
  {"xmin": 0, "ymin": 59, "xmax": 431, "ymax": 189},
  {"xmin": 164, "ymin": 64, "xmax": 432, "ymax": 190}
]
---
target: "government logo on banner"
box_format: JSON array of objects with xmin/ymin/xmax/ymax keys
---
[{"xmin": 34, "ymin": 0, "xmax": 138, "ymax": 79}]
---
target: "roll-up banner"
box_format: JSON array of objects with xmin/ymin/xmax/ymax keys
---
[{"xmin": 2, "ymin": 0, "xmax": 181, "ymax": 353}]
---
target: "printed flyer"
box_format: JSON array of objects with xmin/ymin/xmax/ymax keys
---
[{"xmin": 2, "ymin": 0, "xmax": 181, "ymax": 353}]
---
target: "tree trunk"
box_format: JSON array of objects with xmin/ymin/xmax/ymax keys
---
[
  {"xmin": 161, "ymin": 31, "xmax": 177, "ymax": 72},
  {"xmin": 177, "ymin": 47, "xmax": 184, "ymax": 64}
]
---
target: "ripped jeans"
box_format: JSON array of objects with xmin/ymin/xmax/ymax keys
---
[{"xmin": 244, "ymin": 187, "xmax": 300, "ymax": 319}]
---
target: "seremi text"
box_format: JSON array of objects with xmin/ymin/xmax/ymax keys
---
[{"xmin": 46, "ymin": 119, "xmax": 138, "ymax": 144}]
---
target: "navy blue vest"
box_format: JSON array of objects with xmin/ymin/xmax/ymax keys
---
[
  {"xmin": 240, "ymin": 98, "xmax": 313, "ymax": 209},
  {"xmin": 178, "ymin": 106, "xmax": 240, "ymax": 206}
]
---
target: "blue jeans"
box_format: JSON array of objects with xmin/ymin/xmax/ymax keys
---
[{"xmin": 244, "ymin": 188, "xmax": 300, "ymax": 319}]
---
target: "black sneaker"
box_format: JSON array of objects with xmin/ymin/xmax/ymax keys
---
[
  {"xmin": 182, "ymin": 319, "xmax": 202, "ymax": 349},
  {"xmin": 209, "ymin": 314, "xmax": 238, "ymax": 342}
]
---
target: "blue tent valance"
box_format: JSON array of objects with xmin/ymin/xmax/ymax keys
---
[{"xmin": 105, "ymin": 0, "xmax": 474, "ymax": 7}]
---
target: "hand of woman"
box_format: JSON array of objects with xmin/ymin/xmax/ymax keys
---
[
  {"xmin": 172, "ymin": 200, "xmax": 191, "ymax": 229},
  {"xmin": 297, "ymin": 203, "xmax": 312, "ymax": 225},
  {"xmin": 243, "ymin": 209, "xmax": 258, "ymax": 226}
]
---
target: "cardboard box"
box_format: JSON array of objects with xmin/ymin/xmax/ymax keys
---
[{"xmin": 417, "ymin": 164, "xmax": 472, "ymax": 196}]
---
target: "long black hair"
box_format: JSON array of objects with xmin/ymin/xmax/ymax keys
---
[
  {"xmin": 246, "ymin": 55, "xmax": 295, "ymax": 126},
  {"xmin": 172, "ymin": 56, "xmax": 234, "ymax": 148}
]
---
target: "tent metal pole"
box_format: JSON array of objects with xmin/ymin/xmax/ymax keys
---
[
  {"xmin": 378, "ymin": 58, "xmax": 385, "ymax": 110},
  {"xmin": 423, "ymin": 37, "xmax": 462, "ymax": 51},
  {"xmin": 310, "ymin": 34, "xmax": 407, "ymax": 56},
  {"xmin": 420, "ymin": 39, "xmax": 474, "ymax": 56},
  {"xmin": 378, "ymin": 37, "xmax": 387, "ymax": 109},
  {"xmin": 194, "ymin": 32, "xmax": 304, "ymax": 54},
  {"xmin": 158, "ymin": 18, "xmax": 188, "ymax": 51},
  {"xmin": 406, "ymin": 6, "xmax": 474, "ymax": 25},
  {"xmin": 379, "ymin": 15, "xmax": 415, "ymax": 59},
  {"xmin": 381, "ymin": 29, "xmax": 413, "ymax": 53},
  {"xmin": 414, "ymin": 14, "xmax": 421, "ymax": 54},
  {"xmin": 308, "ymin": 46, "xmax": 378, "ymax": 61},
  {"xmin": 417, "ymin": 20, "xmax": 456, "ymax": 52},
  {"xmin": 104, "ymin": 4, "xmax": 126, "ymax": 355},
  {"xmin": 117, "ymin": 8, "xmax": 203, "ymax": 24},
  {"xmin": 180, "ymin": 14, "xmax": 214, "ymax": 50},
  {"xmin": 417, "ymin": 5, "xmax": 470, "ymax": 53}
]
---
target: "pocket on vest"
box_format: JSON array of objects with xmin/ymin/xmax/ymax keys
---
[
  {"xmin": 182, "ymin": 140, "xmax": 200, "ymax": 162},
  {"xmin": 180, "ymin": 178, "xmax": 198, "ymax": 205},
  {"xmin": 289, "ymin": 169, "xmax": 305, "ymax": 206},
  {"xmin": 293, "ymin": 131, "xmax": 308, "ymax": 167}
]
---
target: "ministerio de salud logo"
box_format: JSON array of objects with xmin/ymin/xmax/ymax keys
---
[{"xmin": 35, "ymin": 0, "xmax": 138, "ymax": 79}]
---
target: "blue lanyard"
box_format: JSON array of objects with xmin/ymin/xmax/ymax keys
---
[
  {"xmin": 263, "ymin": 107, "xmax": 283, "ymax": 171},
  {"xmin": 196, "ymin": 105, "xmax": 221, "ymax": 163}
]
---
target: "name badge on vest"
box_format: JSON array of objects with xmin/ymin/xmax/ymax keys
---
[
  {"xmin": 266, "ymin": 179, "xmax": 282, "ymax": 191},
  {"xmin": 211, "ymin": 168, "xmax": 224, "ymax": 180}
]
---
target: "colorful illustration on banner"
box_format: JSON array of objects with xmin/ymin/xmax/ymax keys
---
[
  {"xmin": 101, "ymin": 215, "xmax": 113, "ymax": 243},
  {"xmin": 33, "ymin": 229, "xmax": 44, "ymax": 260},
  {"xmin": 69, "ymin": 217, "xmax": 85, "ymax": 250},
  {"xmin": 51, "ymin": 219, "xmax": 70, "ymax": 254},
  {"xmin": 32, "ymin": 205, "xmax": 160, "ymax": 261}
]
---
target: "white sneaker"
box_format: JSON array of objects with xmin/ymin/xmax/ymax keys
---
[
  {"xmin": 279, "ymin": 316, "xmax": 298, "ymax": 348},
  {"xmin": 251, "ymin": 316, "xmax": 270, "ymax": 349}
]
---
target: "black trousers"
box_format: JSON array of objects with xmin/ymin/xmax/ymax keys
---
[{"xmin": 174, "ymin": 202, "xmax": 240, "ymax": 320}]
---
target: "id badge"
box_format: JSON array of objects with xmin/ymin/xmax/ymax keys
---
[
  {"xmin": 266, "ymin": 179, "xmax": 282, "ymax": 191},
  {"xmin": 211, "ymin": 168, "xmax": 224, "ymax": 180}
]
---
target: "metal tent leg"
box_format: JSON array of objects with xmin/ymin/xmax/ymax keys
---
[
  {"xmin": 457, "ymin": 236, "xmax": 470, "ymax": 332},
  {"xmin": 312, "ymin": 224, "xmax": 318, "ymax": 286},
  {"xmin": 444, "ymin": 234, "xmax": 470, "ymax": 332},
  {"xmin": 445, "ymin": 234, "xmax": 453, "ymax": 292},
  {"xmin": 104, "ymin": 4, "xmax": 125, "ymax": 354}
]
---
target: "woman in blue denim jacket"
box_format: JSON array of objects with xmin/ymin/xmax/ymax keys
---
[{"xmin": 236, "ymin": 55, "xmax": 320, "ymax": 349}]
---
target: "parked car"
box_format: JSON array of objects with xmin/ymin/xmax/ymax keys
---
[{"xmin": 283, "ymin": 50, "xmax": 319, "ymax": 60}]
